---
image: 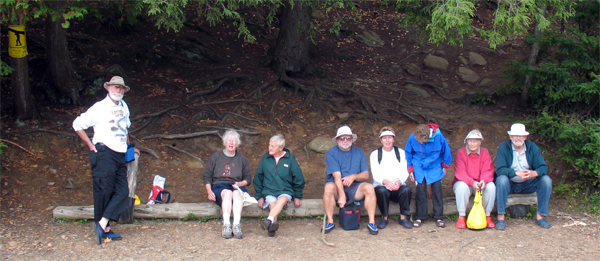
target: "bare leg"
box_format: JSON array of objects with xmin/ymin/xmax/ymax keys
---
[
  {"xmin": 355, "ymin": 183, "xmax": 377, "ymax": 224},
  {"xmin": 221, "ymin": 190, "xmax": 233, "ymax": 224},
  {"xmin": 323, "ymin": 183, "xmax": 338, "ymax": 224},
  {"xmin": 231, "ymin": 190, "xmax": 243, "ymax": 225},
  {"xmin": 269, "ymin": 196, "xmax": 290, "ymax": 221}
]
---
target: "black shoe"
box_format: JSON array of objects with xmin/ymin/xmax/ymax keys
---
[
  {"xmin": 377, "ymin": 219, "xmax": 388, "ymax": 229},
  {"xmin": 94, "ymin": 223, "xmax": 104, "ymax": 245},
  {"xmin": 102, "ymin": 231, "xmax": 122, "ymax": 241},
  {"xmin": 268, "ymin": 221, "xmax": 279, "ymax": 237},
  {"xmin": 261, "ymin": 219, "xmax": 271, "ymax": 230}
]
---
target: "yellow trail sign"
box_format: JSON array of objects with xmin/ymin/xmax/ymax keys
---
[{"xmin": 8, "ymin": 25, "xmax": 28, "ymax": 58}]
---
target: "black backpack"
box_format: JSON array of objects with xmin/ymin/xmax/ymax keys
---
[{"xmin": 377, "ymin": 146, "xmax": 401, "ymax": 164}]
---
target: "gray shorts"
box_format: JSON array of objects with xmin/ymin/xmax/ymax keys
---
[{"xmin": 261, "ymin": 194, "xmax": 292, "ymax": 209}]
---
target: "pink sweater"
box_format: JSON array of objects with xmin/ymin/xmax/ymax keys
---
[{"xmin": 452, "ymin": 147, "xmax": 494, "ymax": 187}]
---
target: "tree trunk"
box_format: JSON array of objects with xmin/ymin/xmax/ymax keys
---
[
  {"xmin": 45, "ymin": 1, "xmax": 82, "ymax": 104},
  {"xmin": 520, "ymin": 5, "xmax": 547, "ymax": 105},
  {"xmin": 11, "ymin": 56, "xmax": 36, "ymax": 119},
  {"xmin": 271, "ymin": 1, "xmax": 312, "ymax": 77}
]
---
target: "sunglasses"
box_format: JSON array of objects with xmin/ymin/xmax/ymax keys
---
[{"xmin": 338, "ymin": 136, "xmax": 353, "ymax": 141}]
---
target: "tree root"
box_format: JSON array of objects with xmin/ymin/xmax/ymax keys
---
[
  {"xmin": 0, "ymin": 139, "xmax": 35, "ymax": 156},
  {"xmin": 142, "ymin": 130, "xmax": 221, "ymax": 140},
  {"xmin": 132, "ymin": 105, "xmax": 183, "ymax": 121},
  {"xmin": 164, "ymin": 144, "xmax": 204, "ymax": 163},
  {"xmin": 23, "ymin": 128, "xmax": 76, "ymax": 137}
]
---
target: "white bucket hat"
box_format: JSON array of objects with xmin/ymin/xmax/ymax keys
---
[
  {"xmin": 507, "ymin": 123, "xmax": 529, "ymax": 136},
  {"xmin": 103, "ymin": 76, "xmax": 131, "ymax": 92},
  {"xmin": 332, "ymin": 125, "xmax": 357, "ymax": 143},
  {"xmin": 464, "ymin": 129, "xmax": 483, "ymax": 143}
]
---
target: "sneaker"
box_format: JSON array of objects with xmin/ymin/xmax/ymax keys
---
[
  {"xmin": 222, "ymin": 224, "xmax": 233, "ymax": 239},
  {"xmin": 377, "ymin": 219, "xmax": 388, "ymax": 229},
  {"xmin": 367, "ymin": 223, "xmax": 378, "ymax": 235},
  {"xmin": 268, "ymin": 221, "xmax": 279, "ymax": 237},
  {"xmin": 496, "ymin": 220, "xmax": 506, "ymax": 230},
  {"xmin": 261, "ymin": 220, "xmax": 271, "ymax": 230},
  {"xmin": 398, "ymin": 218, "xmax": 413, "ymax": 229},
  {"xmin": 323, "ymin": 222, "xmax": 335, "ymax": 234},
  {"xmin": 535, "ymin": 218, "xmax": 551, "ymax": 229},
  {"xmin": 486, "ymin": 216, "xmax": 495, "ymax": 229},
  {"xmin": 232, "ymin": 224, "xmax": 243, "ymax": 239}
]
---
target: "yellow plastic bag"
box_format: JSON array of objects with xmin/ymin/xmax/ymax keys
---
[
  {"xmin": 466, "ymin": 191, "xmax": 487, "ymax": 230},
  {"xmin": 134, "ymin": 194, "xmax": 141, "ymax": 205}
]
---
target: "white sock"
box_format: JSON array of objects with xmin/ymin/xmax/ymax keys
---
[
  {"xmin": 99, "ymin": 217, "xmax": 109, "ymax": 232},
  {"xmin": 267, "ymin": 216, "xmax": 275, "ymax": 222}
]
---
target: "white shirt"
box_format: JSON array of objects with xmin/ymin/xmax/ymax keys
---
[
  {"xmin": 370, "ymin": 147, "xmax": 409, "ymax": 188},
  {"xmin": 73, "ymin": 95, "xmax": 131, "ymax": 153}
]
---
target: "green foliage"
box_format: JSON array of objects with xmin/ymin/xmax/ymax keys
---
[
  {"xmin": 445, "ymin": 213, "xmax": 459, "ymax": 221},
  {"xmin": 0, "ymin": 61, "xmax": 14, "ymax": 76},
  {"xmin": 503, "ymin": 25, "xmax": 599, "ymax": 114},
  {"xmin": 470, "ymin": 94, "xmax": 496, "ymax": 105},
  {"xmin": 52, "ymin": 218, "xmax": 90, "ymax": 224},
  {"xmin": 531, "ymin": 112, "xmax": 600, "ymax": 186},
  {"xmin": 524, "ymin": 206, "xmax": 537, "ymax": 219},
  {"xmin": 395, "ymin": 0, "xmax": 576, "ymax": 48}
]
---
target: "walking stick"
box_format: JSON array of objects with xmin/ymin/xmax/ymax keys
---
[{"xmin": 321, "ymin": 213, "xmax": 334, "ymax": 247}]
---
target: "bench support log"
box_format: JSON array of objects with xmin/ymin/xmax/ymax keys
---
[{"xmin": 53, "ymin": 193, "xmax": 537, "ymax": 220}]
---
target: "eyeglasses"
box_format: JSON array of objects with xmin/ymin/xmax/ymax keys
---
[
  {"xmin": 338, "ymin": 136, "xmax": 353, "ymax": 141},
  {"xmin": 467, "ymin": 139, "xmax": 481, "ymax": 144}
]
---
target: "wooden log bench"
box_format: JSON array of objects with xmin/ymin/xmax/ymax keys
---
[{"xmin": 53, "ymin": 193, "xmax": 537, "ymax": 220}]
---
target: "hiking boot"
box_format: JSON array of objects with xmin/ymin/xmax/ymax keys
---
[
  {"xmin": 232, "ymin": 224, "xmax": 243, "ymax": 239},
  {"xmin": 261, "ymin": 220, "xmax": 271, "ymax": 230},
  {"xmin": 268, "ymin": 221, "xmax": 279, "ymax": 237},
  {"xmin": 222, "ymin": 224, "xmax": 233, "ymax": 239}
]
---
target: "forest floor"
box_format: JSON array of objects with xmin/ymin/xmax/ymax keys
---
[{"xmin": 1, "ymin": 2, "xmax": 599, "ymax": 260}]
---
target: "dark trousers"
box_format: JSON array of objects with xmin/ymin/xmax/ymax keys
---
[
  {"xmin": 415, "ymin": 179, "xmax": 444, "ymax": 220},
  {"xmin": 90, "ymin": 143, "xmax": 129, "ymax": 223},
  {"xmin": 375, "ymin": 185, "xmax": 412, "ymax": 217}
]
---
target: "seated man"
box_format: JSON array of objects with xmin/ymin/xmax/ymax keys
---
[
  {"xmin": 453, "ymin": 129, "xmax": 496, "ymax": 229},
  {"xmin": 323, "ymin": 126, "xmax": 378, "ymax": 235},
  {"xmin": 495, "ymin": 123, "xmax": 552, "ymax": 230},
  {"xmin": 370, "ymin": 126, "xmax": 412, "ymax": 229},
  {"xmin": 254, "ymin": 134, "xmax": 305, "ymax": 237}
]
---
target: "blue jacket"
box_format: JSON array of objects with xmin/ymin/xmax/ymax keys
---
[
  {"xmin": 405, "ymin": 124, "xmax": 452, "ymax": 184},
  {"xmin": 495, "ymin": 140, "xmax": 548, "ymax": 178}
]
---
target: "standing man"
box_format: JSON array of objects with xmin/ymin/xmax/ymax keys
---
[
  {"xmin": 73, "ymin": 76, "xmax": 139, "ymax": 244},
  {"xmin": 254, "ymin": 134, "xmax": 305, "ymax": 237},
  {"xmin": 495, "ymin": 123, "xmax": 552, "ymax": 230},
  {"xmin": 405, "ymin": 123, "xmax": 452, "ymax": 228},
  {"xmin": 322, "ymin": 126, "xmax": 378, "ymax": 235}
]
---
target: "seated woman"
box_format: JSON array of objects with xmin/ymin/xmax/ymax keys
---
[
  {"xmin": 203, "ymin": 129, "xmax": 252, "ymax": 239},
  {"xmin": 370, "ymin": 126, "xmax": 413, "ymax": 229},
  {"xmin": 452, "ymin": 129, "xmax": 496, "ymax": 229}
]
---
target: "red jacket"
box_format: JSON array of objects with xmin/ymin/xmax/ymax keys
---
[{"xmin": 452, "ymin": 147, "xmax": 494, "ymax": 186}]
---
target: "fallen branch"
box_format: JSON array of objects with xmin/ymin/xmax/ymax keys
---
[
  {"xmin": 142, "ymin": 130, "xmax": 221, "ymax": 140},
  {"xmin": 0, "ymin": 139, "xmax": 35, "ymax": 156},
  {"xmin": 164, "ymin": 144, "xmax": 204, "ymax": 163}
]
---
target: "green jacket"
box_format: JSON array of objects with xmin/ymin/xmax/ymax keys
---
[
  {"xmin": 253, "ymin": 149, "xmax": 305, "ymax": 199},
  {"xmin": 495, "ymin": 140, "xmax": 548, "ymax": 178}
]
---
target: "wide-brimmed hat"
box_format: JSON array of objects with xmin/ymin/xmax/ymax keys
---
[
  {"xmin": 103, "ymin": 76, "xmax": 130, "ymax": 92},
  {"xmin": 507, "ymin": 123, "xmax": 529, "ymax": 136},
  {"xmin": 332, "ymin": 125, "xmax": 357, "ymax": 143},
  {"xmin": 464, "ymin": 129, "xmax": 483, "ymax": 143}
]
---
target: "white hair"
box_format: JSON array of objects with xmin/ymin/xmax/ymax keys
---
[
  {"xmin": 270, "ymin": 134, "xmax": 285, "ymax": 147},
  {"xmin": 222, "ymin": 129, "xmax": 241, "ymax": 146}
]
